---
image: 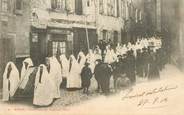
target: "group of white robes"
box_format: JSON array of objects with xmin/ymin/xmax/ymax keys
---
[
  {"xmin": 67, "ymin": 50, "xmax": 102, "ymax": 88},
  {"xmin": 34, "ymin": 56, "xmax": 63, "ymax": 106},
  {"xmin": 104, "ymin": 47, "xmax": 117, "ymax": 64},
  {"xmin": 114, "ymin": 37, "xmax": 163, "ymax": 58},
  {"xmin": 3, "ymin": 58, "xmax": 34, "ymax": 102}
]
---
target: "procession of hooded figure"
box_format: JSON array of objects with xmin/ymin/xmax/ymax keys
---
[{"xmin": 1, "ymin": 36, "xmax": 163, "ymax": 106}]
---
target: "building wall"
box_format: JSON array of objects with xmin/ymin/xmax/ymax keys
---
[
  {"xmin": 0, "ymin": 0, "xmax": 17, "ymax": 88},
  {"xmin": 14, "ymin": 0, "xmax": 31, "ymax": 59},
  {"xmin": 161, "ymin": 0, "xmax": 180, "ymax": 61}
]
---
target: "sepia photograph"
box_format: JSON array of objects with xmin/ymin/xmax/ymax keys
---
[{"xmin": 0, "ymin": 0, "xmax": 184, "ymax": 114}]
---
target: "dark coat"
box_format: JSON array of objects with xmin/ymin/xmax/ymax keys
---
[
  {"xmin": 148, "ymin": 53, "xmax": 160, "ymax": 80},
  {"xmin": 81, "ymin": 66, "xmax": 93, "ymax": 88},
  {"xmin": 125, "ymin": 53, "xmax": 136, "ymax": 83},
  {"xmin": 94, "ymin": 63, "xmax": 112, "ymax": 94}
]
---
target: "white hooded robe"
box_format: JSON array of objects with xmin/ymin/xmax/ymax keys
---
[
  {"xmin": 33, "ymin": 65, "xmax": 54, "ymax": 106},
  {"xmin": 19, "ymin": 58, "xmax": 34, "ymax": 89},
  {"xmin": 67, "ymin": 55, "xmax": 81, "ymax": 88},
  {"xmin": 86, "ymin": 50, "xmax": 96, "ymax": 73},
  {"xmin": 77, "ymin": 51, "xmax": 86, "ymax": 71},
  {"xmin": 48, "ymin": 57, "xmax": 62, "ymax": 98},
  {"xmin": 60, "ymin": 54, "xmax": 69, "ymax": 78},
  {"xmin": 3, "ymin": 62, "xmax": 20, "ymax": 101}
]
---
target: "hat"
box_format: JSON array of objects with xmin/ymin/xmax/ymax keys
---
[
  {"xmin": 85, "ymin": 62, "xmax": 90, "ymax": 66},
  {"xmin": 96, "ymin": 59, "xmax": 102, "ymax": 63}
]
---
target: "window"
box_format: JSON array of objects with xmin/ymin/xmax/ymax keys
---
[
  {"xmin": 135, "ymin": 9, "xmax": 138, "ymax": 23},
  {"xmin": 56, "ymin": 0, "xmax": 65, "ymax": 10},
  {"xmin": 16, "ymin": 0, "xmax": 22, "ymax": 10},
  {"xmin": 116, "ymin": 0, "xmax": 120, "ymax": 17},
  {"xmin": 121, "ymin": 0, "xmax": 126, "ymax": 19},
  {"xmin": 107, "ymin": 0, "xmax": 114, "ymax": 16},
  {"xmin": 75, "ymin": 0, "xmax": 83, "ymax": 15},
  {"xmin": 99, "ymin": 0, "xmax": 104, "ymax": 14},
  {"xmin": 52, "ymin": 41, "xmax": 66, "ymax": 56},
  {"xmin": 114, "ymin": 31, "xmax": 118, "ymax": 45},
  {"xmin": 139, "ymin": 11, "xmax": 142, "ymax": 20},
  {"xmin": 103, "ymin": 30, "xmax": 107, "ymax": 40},
  {"xmin": 87, "ymin": 0, "xmax": 90, "ymax": 7},
  {"xmin": 2, "ymin": 0, "xmax": 8, "ymax": 12},
  {"xmin": 51, "ymin": 0, "xmax": 66, "ymax": 11}
]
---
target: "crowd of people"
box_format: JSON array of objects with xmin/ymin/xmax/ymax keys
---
[{"xmin": 2, "ymin": 36, "xmax": 168, "ymax": 107}]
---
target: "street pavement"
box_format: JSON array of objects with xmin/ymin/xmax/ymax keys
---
[{"xmin": 0, "ymin": 65, "xmax": 184, "ymax": 115}]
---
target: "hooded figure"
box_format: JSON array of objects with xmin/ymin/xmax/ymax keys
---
[
  {"xmin": 67, "ymin": 55, "xmax": 81, "ymax": 89},
  {"xmin": 104, "ymin": 48, "xmax": 116, "ymax": 64},
  {"xmin": 19, "ymin": 58, "xmax": 34, "ymax": 89},
  {"xmin": 48, "ymin": 57, "xmax": 62, "ymax": 98},
  {"xmin": 122, "ymin": 44, "xmax": 128, "ymax": 55},
  {"xmin": 3, "ymin": 62, "xmax": 20, "ymax": 101},
  {"xmin": 94, "ymin": 46, "xmax": 102, "ymax": 61},
  {"xmin": 60, "ymin": 54, "xmax": 69, "ymax": 78},
  {"xmin": 116, "ymin": 43, "xmax": 122, "ymax": 55},
  {"xmin": 33, "ymin": 65, "xmax": 54, "ymax": 106},
  {"xmin": 77, "ymin": 51, "xmax": 86, "ymax": 71},
  {"xmin": 86, "ymin": 49, "xmax": 96, "ymax": 73}
]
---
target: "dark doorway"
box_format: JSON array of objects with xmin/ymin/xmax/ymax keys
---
[{"xmin": 0, "ymin": 37, "xmax": 16, "ymax": 89}]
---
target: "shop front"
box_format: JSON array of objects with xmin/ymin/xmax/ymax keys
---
[{"xmin": 30, "ymin": 26, "xmax": 73, "ymax": 65}]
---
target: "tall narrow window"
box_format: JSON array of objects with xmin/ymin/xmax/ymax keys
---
[
  {"xmin": 116, "ymin": 0, "xmax": 120, "ymax": 17},
  {"xmin": 135, "ymin": 9, "xmax": 138, "ymax": 23},
  {"xmin": 2, "ymin": 0, "xmax": 8, "ymax": 12},
  {"xmin": 51, "ymin": 0, "xmax": 57, "ymax": 9},
  {"xmin": 75, "ymin": 0, "xmax": 83, "ymax": 15},
  {"xmin": 51, "ymin": 0, "xmax": 65, "ymax": 11},
  {"xmin": 87, "ymin": 0, "xmax": 90, "ymax": 7},
  {"xmin": 52, "ymin": 41, "xmax": 66, "ymax": 56},
  {"xmin": 56, "ymin": 0, "xmax": 65, "ymax": 10},
  {"xmin": 103, "ymin": 30, "xmax": 107, "ymax": 40},
  {"xmin": 16, "ymin": 0, "xmax": 22, "ymax": 10},
  {"xmin": 99, "ymin": 0, "xmax": 104, "ymax": 14}
]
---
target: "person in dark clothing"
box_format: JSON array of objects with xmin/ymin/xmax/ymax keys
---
[
  {"xmin": 81, "ymin": 62, "xmax": 93, "ymax": 94},
  {"xmin": 148, "ymin": 50, "xmax": 160, "ymax": 81},
  {"xmin": 142, "ymin": 47, "xmax": 150, "ymax": 78},
  {"xmin": 126, "ymin": 50, "xmax": 136, "ymax": 84},
  {"xmin": 136, "ymin": 49, "xmax": 143, "ymax": 77},
  {"xmin": 98, "ymin": 39, "xmax": 107, "ymax": 62},
  {"xmin": 94, "ymin": 59, "xmax": 112, "ymax": 95},
  {"xmin": 111, "ymin": 55, "xmax": 128, "ymax": 91},
  {"xmin": 94, "ymin": 59, "xmax": 103, "ymax": 92}
]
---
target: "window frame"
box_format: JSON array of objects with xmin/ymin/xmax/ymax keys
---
[{"xmin": 14, "ymin": 0, "xmax": 23, "ymax": 15}]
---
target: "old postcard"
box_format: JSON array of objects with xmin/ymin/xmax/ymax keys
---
[{"xmin": 0, "ymin": 0, "xmax": 184, "ymax": 114}]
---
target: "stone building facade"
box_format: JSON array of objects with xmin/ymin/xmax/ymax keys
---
[{"xmin": 0, "ymin": 0, "xmax": 144, "ymax": 88}]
